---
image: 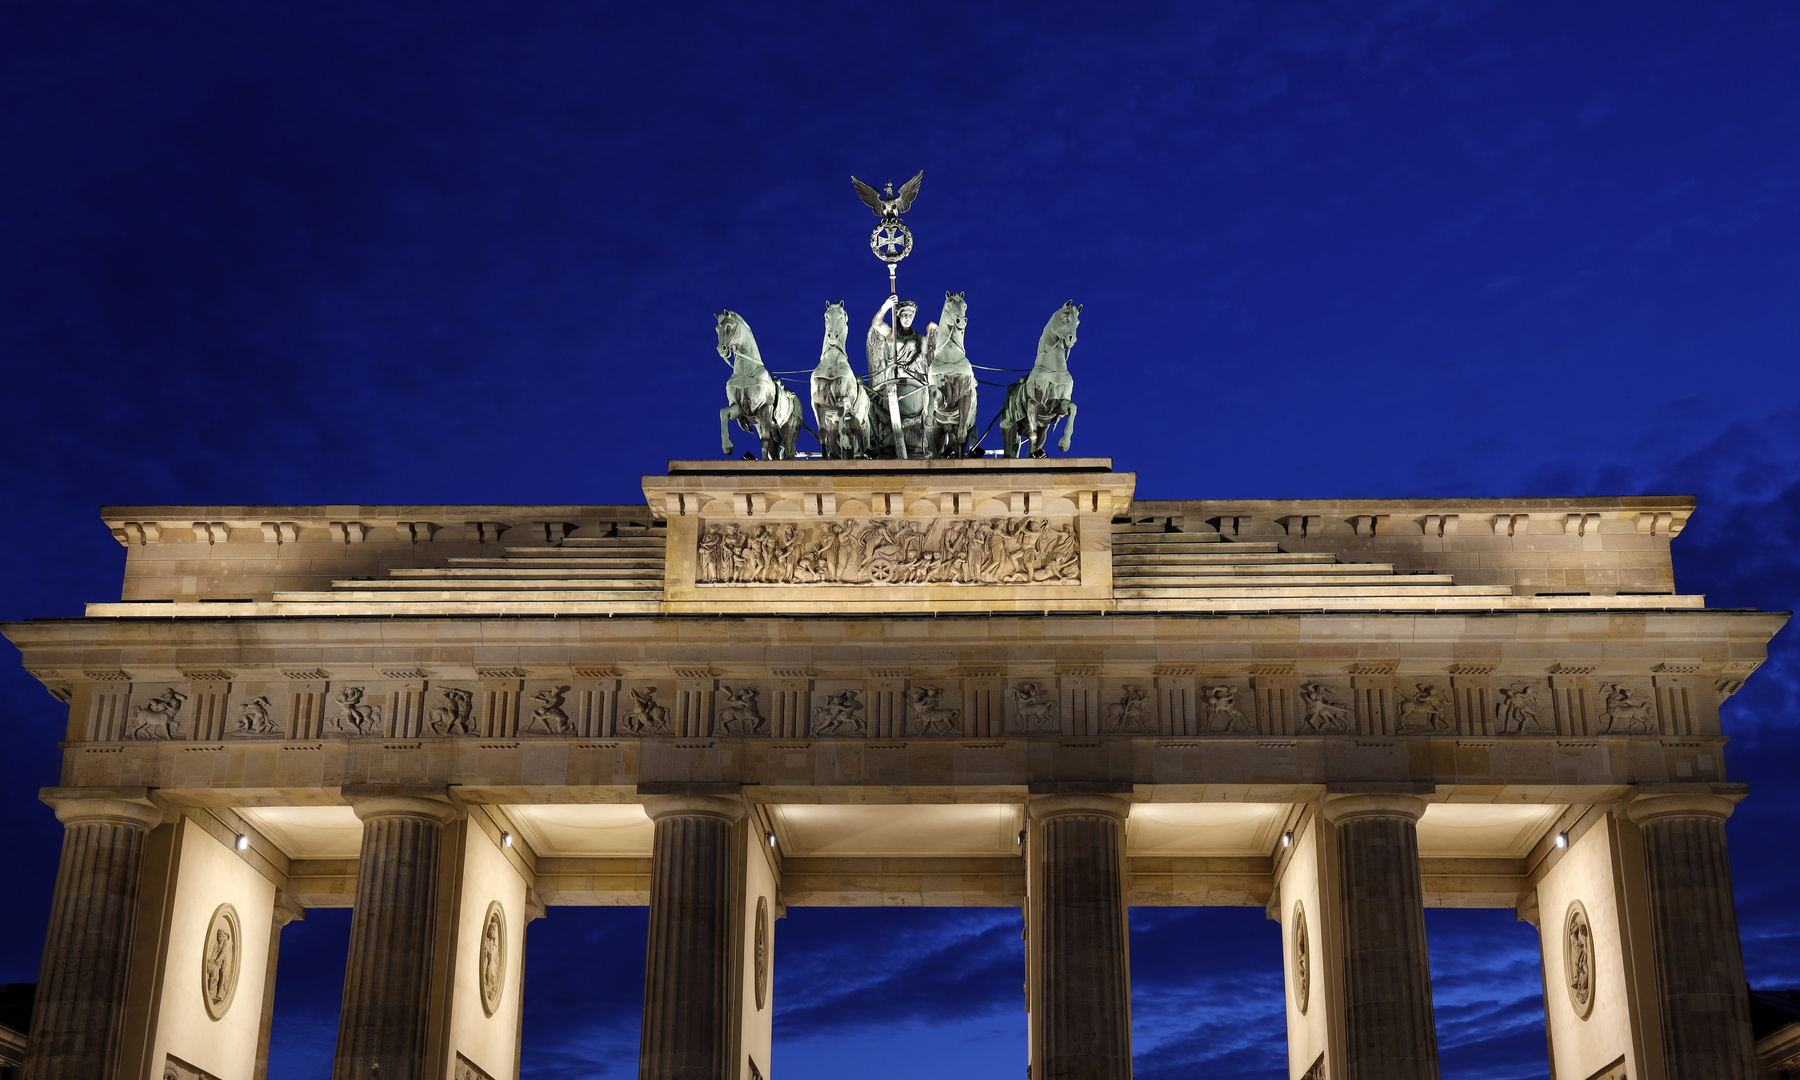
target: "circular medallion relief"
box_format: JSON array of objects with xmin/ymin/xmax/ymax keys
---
[
  {"xmin": 479, "ymin": 901, "xmax": 507, "ymax": 1018},
  {"xmin": 1291, "ymin": 900, "xmax": 1310, "ymax": 1015},
  {"xmin": 1563, "ymin": 899, "xmax": 1595, "ymax": 1020},
  {"xmin": 201, "ymin": 903, "xmax": 241, "ymax": 1020},
  {"xmin": 754, "ymin": 896, "xmax": 769, "ymax": 1011}
]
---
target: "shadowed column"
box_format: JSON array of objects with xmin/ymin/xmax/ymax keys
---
[
  {"xmin": 254, "ymin": 892, "xmax": 305, "ymax": 1080},
  {"xmin": 23, "ymin": 794, "xmax": 163, "ymax": 1080},
  {"xmin": 334, "ymin": 794, "xmax": 458, "ymax": 1080},
  {"xmin": 1322, "ymin": 793, "xmax": 1439, "ymax": 1080},
  {"xmin": 1031, "ymin": 794, "xmax": 1132, "ymax": 1080},
  {"xmin": 639, "ymin": 794, "xmax": 744, "ymax": 1080},
  {"xmin": 1628, "ymin": 793, "xmax": 1759, "ymax": 1080}
]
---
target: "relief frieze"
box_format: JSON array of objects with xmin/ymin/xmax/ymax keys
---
[{"xmin": 694, "ymin": 516, "xmax": 1079, "ymax": 586}]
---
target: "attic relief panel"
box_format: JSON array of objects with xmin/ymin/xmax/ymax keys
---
[{"xmin": 694, "ymin": 517, "xmax": 1079, "ymax": 586}]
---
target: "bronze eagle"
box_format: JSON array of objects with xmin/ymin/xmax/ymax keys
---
[{"xmin": 851, "ymin": 171, "xmax": 923, "ymax": 221}]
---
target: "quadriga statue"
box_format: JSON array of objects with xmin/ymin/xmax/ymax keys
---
[
  {"xmin": 1001, "ymin": 301, "xmax": 1079, "ymax": 458},
  {"xmin": 923, "ymin": 291, "xmax": 978, "ymax": 458},
  {"xmin": 810, "ymin": 301, "xmax": 872, "ymax": 459},
  {"xmin": 717, "ymin": 310, "xmax": 801, "ymax": 460}
]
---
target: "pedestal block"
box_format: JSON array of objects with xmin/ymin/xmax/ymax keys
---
[
  {"xmin": 639, "ymin": 794, "xmax": 745, "ymax": 1080},
  {"xmin": 1028, "ymin": 794, "xmax": 1132, "ymax": 1080},
  {"xmin": 1627, "ymin": 794, "xmax": 1759, "ymax": 1080},
  {"xmin": 24, "ymin": 795, "xmax": 163, "ymax": 1080},
  {"xmin": 1322, "ymin": 794, "xmax": 1439, "ymax": 1080},
  {"xmin": 334, "ymin": 794, "xmax": 459, "ymax": 1080}
]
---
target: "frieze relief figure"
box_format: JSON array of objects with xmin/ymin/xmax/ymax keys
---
[
  {"xmin": 128, "ymin": 688, "xmax": 187, "ymax": 740},
  {"xmin": 1599, "ymin": 682, "xmax": 1656, "ymax": 734},
  {"xmin": 906, "ymin": 685, "xmax": 962, "ymax": 735},
  {"xmin": 1010, "ymin": 682, "xmax": 1060, "ymax": 732},
  {"xmin": 1298, "ymin": 682, "xmax": 1352, "ymax": 733},
  {"xmin": 230, "ymin": 695, "xmax": 278, "ymax": 737},
  {"xmin": 811, "ymin": 690, "xmax": 866, "ymax": 736},
  {"xmin": 427, "ymin": 687, "xmax": 477, "ymax": 736},
  {"xmin": 718, "ymin": 685, "xmax": 767, "ymax": 735},
  {"xmin": 1100, "ymin": 685, "xmax": 1153, "ymax": 733},
  {"xmin": 620, "ymin": 687, "xmax": 673, "ymax": 736},
  {"xmin": 1495, "ymin": 683, "xmax": 1550, "ymax": 734},
  {"xmin": 1394, "ymin": 683, "xmax": 1452, "ymax": 733},
  {"xmin": 326, "ymin": 686, "xmax": 384, "ymax": 737},
  {"xmin": 695, "ymin": 517, "xmax": 1079, "ymax": 587},
  {"xmin": 1203, "ymin": 685, "xmax": 1256, "ymax": 733},
  {"xmin": 525, "ymin": 685, "xmax": 572, "ymax": 735}
]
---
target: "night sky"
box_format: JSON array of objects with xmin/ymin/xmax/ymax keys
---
[{"xmin": 2, "ymin": 3, "xmax": 1798, "ymax": 1079}]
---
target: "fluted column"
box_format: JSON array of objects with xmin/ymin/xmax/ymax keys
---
[
  {"xmin": 334, "ymin": 795, "xmax": 458, "ymax": 1080},
  {"xmin": 1322, "ymin": 794, "xmax": 1439, "ymax": 1080},
  {"xmin": 23, "ymin": 795, "xmax": 163, "ymax": 1080},
  {"xmin": 1627, "ymin": 793, "xmax": 1759, "ymax": 1079},
  {"xmin": 1029, "ymin": 794, "xmax": 1132, "ymax": 1080},
  {"xmin": 639, "ymin": 794, "xmax": 744, "ymax": 1080},
  {"xmin": 254, "ymin": 892, "xmax": 305, "ymax": 1080}
]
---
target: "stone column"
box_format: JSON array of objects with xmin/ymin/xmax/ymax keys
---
[
  {"xmin": 638, "ymin": 794, "xmax": 745, "ymax": 1080},
  {"xmin": 1028, "ymin": 794, "xmax": 1132, "ymax": 1080},
  {"xmin": 23, "ymin": 795, "xmax": 163, "ymax": 1080},
  {"xmin": 1627, "ymin": 793, "xmax": 1759, "ymax": 1080},
  {"xmin": 334, "ymin": 794, "xmax": 459, "ymax": 1080},
  {"xmin": 253, "ymin": 892, "xmax": 305, "ymax": 1080},
  {"xmin": 1322, "ymin": 794, "xmax": 1439, "ymax": 1080}
]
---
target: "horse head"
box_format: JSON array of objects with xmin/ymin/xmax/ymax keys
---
[
  {"xmin": 715, "ymin": 311, "xmax": 743, "ymax": 359},
  {"xmin": 1046, "ymin": 301, "xmax": 1080, "ymax": 351},
  {"xmin": 938, "ymin": 291, "xmax": 967, "ymax": 333},
  {"xmin": 823, "ymin": 301, "xmax": 848, "ymax": 348}
]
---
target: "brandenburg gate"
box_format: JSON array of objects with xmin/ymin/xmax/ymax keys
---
[{"xmin": 2, "ymin": 457, "xmax": 1786, "ymax": 1080}]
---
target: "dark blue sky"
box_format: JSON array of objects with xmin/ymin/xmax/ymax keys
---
[{"xmin": 2, "ymin": 3, "xmax": 1797, "ymax": 1078}]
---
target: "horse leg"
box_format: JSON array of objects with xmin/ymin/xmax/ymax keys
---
[
  {"xmin": 1058, "ymin": 401, "xmax": 1077, "ymax": 452},
  {"xmin": 719, "ymin": 405, "xmax": 736, "ymax": 456}
]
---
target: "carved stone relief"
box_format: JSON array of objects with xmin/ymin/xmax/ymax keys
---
[
  {"xmin": 754, "ymin": 895, "xmax": 770, "ymax": 1010},
  {"xmin": 1394, "ymin": 682, "xmax": 1452, "ymax": 733},
  {"xmin": 426, "ymin": 686, "xmax": 478, "ymax": 737},
  {"xmin": 1008, "ymin": 681, "xmax": 1061, "ymax": 733},
  {"xmin": 1100, "ymin": 684, "xmax": 1154, "ymax": 733},
  {"xmin": 454, "ymin": 1053, "xmax": 498, "ymax": 1080},
  {"xmin": 128, "ymin": 687, "xmax": 188, "ymax": 740},
  {"xmin": 164, "ymin": 1055, "xmax": 222, "ymax": 1080},
  {"xmin": 1599, "ymin": 682, "xmax": 1656, "ymax": 734},
  {"xmin": 201, "ymin": 903, "xmax": 240, "ymax": 1021},
  {"xmin": 479, "ymin": 901, "xmax": 506, "ymax": 1017},
  {"xmin": 524, "ymin": 685, "xmax": 573, "ymax": 735},
  {"xmin": 1564, "ymin": 899, "xmax": 1595, "ymax": 1019},
  {"xmin": 326, "ymin": 685, "xmax": 386, "ymax": 737},
  {"xmin": 1495, "ymin": 681, "xmax": 1551, "ymax": 734},
  {"xmin": 1299, "ymin": 1053, "xmax": 1325, "ymax": 1080},
  {"xmin": 810, "ymin": 689, "xmax": 866, "ymax": 736},
  {"xmin": 1292, "ymin": 900, "xmax": 1310, "ymax": 1015},
  {"xmin": 694, "ymin": 516, "xmax": 1080, "ymax": 586},
  {"xmin": 718, "ymin": 685, "xmax": 767, "ymax": 735},
  {"xmin": 1298, "ymin": 682, "xmax": 1352, "ymax": 733},
  {"xmin": 1202, "ymin": 685, "xmax": 1255, "ymax": 734},
  {"xmin": 620, "ymin": 686, "xmax": 673, "ymax": 736},
  {"xmin": 230, "ymin": 694, "xmax": 280, "ymax": 737},
  {"xmin": 906, "ymin": 684, "xmax": 963, "ymax": 735}
]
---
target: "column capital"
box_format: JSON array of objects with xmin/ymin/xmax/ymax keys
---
[
  {"xmin": 345, "ymin": 793, "xmax": 458, "ymax": 825},
  {"xmin": 272, "ymin": 890, "xmax": 306, "ymax": 929},
  {"xmin": 1029, "ymin": 793, "xmax": 1130, "ymax": 822},
  {"xmin": 1626, "ymin": 791, "xmax": 1742, "ymax": 826},
  {"xmin": 42, "ymin": 788, "xmax": 163, "ymax": 830},
  {"xmin": 641, "ymin": 794, "xmax": 745, "ymax": 823},
  {"xmin": 1321, "ymin": 792, "xmax": 1428, "ymax": 824}
]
